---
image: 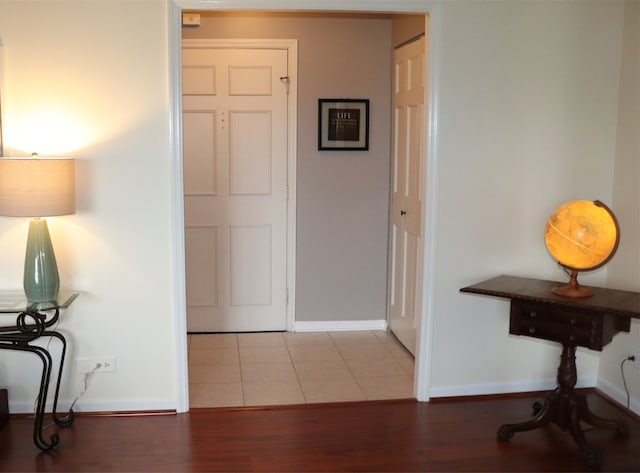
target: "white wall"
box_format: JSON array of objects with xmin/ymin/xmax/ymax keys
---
[
  {"xmin": 600, "ymin": 0, "xmax": 640, "ymax": 414},
  {"xmin": 429, "ymin": 0, "xmax": 626, "ymax": 396},
  {"xmin": 0, "ymin": 0, "xmax": 633, "ymax": 413},
  {"xmin": 0, "ymin": 0, "xmax": 180, "ymax": 412}
]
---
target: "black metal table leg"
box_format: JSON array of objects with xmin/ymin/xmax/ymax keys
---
[
  {"xmin": 0, "ymin": 308, "xmax": 76, "ymax": 450},
  {"xmin": 44, "ymin": 330, "xmax": 75, "ymax": 427},
  {"xmin": 1, "ymin": 343, "xmax": 60, "ymax": 450}
]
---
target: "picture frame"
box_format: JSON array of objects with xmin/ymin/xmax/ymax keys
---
[{"xmin": 318, "ymin": 99, "xmax": 369, "ymax": 151}]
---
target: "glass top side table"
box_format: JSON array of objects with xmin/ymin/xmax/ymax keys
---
[
  {"xmin": 0, "ymin": 290, "xmax": 79, "ymax": 313},
  {"xmin": 0, "ymin": 290, "xmax": 79, "ymax": 450}
]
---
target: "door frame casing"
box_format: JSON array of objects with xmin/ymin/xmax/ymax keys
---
[
  {"xmin": 169, "ymin": 0, "xmax": 442, "ymax": 413},
  {"xmin": 182, "ymin": 38, "xmax": 298, "ymax": 334}
]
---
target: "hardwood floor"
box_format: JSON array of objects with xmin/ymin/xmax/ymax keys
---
[{"xmin": 1, "ymin": 391, "xmax": 638, "ymax": 472}]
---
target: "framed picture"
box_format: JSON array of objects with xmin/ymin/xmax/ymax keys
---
[{"xmin": 318, "ymin": 99, "xmax": 369, "ymax": 151}]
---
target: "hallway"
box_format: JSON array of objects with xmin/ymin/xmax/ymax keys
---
[{"xmin": 188, "ymin": 330, "xmax": 415, "ymax": 408}]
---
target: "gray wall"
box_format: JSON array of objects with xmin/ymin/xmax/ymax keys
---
[{"xmin": 184, "ymin": 13, "xmax": 393, "ymax": 323}]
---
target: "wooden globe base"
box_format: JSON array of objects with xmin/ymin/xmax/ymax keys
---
[{"xmin": 552, "ymin": 271, "xmax": 593, "ymax": 298}]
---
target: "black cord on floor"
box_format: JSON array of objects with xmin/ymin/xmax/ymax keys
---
[{"xmin": 620, "ymin": 356, "xmax": 633, "ymax": 410}]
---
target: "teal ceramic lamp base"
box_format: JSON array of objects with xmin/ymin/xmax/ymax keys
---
[{"xmin": 23, "ymin": 218, "xmax": 60, "ymax": 306}]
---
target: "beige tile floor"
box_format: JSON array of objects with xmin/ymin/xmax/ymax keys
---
[{"xmin": 188, "ymin": 330, "xmax": 415, "ymax": 408}]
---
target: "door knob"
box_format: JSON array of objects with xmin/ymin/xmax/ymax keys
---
[{"xmin": 400, "ymin": 210, "xmax": 407, "ymax": 216}]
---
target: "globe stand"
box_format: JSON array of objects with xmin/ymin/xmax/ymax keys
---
[{"xmin": 552, "ymin": 270, "xmax": 593, "ymax": 298}]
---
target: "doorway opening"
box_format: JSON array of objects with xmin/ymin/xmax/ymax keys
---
[{"xmin": 170, "ymin": 5, "xmax": 439, "ymax": 413}]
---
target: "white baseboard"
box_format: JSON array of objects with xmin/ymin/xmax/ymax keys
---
[
  {"xmin": 9, "ymin": 399, "xmax": 177, "ymax": 415},
  {"xmin": 13, "ymin": 376, "xmax": 629, "ymax": 415},
  {"xmin": 294, "ymin": 319, "xmax": 387, "ymax": 332},
  {"xmin": 597, "ymin": 376, "xmax": 640, "ymax": 416},
  {"xmin": 428, "ymin": 375, "xmax": 597, "ymax": 399}
]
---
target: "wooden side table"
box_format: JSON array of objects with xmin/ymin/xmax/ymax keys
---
[
  {"xmin": 0, "ymin": 291, "xmax": 79, "ymax": 450},
  {"xmin": 461, "ymin": 276, "xmax": 639, "ymax": 468}
]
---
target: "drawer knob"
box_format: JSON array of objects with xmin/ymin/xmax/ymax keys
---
[
  {"xmin": 529, "ymin": 311, "xmax": 537, "ymax": 318},
  {"xmin": 528, "ymin": 327, "xmax": 536, "ymax": 334},
  {"xmin": 569, "ymin": 335, "xmax": 576, "ymax": 342},
  {"xmin": 570, "ymin": 319, "xmax": 577, "ymax": 325}
]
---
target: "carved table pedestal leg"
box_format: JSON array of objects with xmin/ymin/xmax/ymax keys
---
[{"xmin": 497, "ymin": 345, "xmax": 628, "ymax": 468}]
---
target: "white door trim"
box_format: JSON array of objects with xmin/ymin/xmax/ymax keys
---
[
  {"xmin": 182, "ymin": 38, "xmax": 298, "ymax": 334},
  {"xmin": 169, "ymin": 0, "xmax": 442, "ymax": 412},
  {"xmin": 168, "ymin": 2, "xmax": 189, "ymax": 413}
]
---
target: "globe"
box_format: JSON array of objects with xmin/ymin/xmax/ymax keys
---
[{"xmin": 544, "ymin": 200, "xmax": 619, "ymax": 297}]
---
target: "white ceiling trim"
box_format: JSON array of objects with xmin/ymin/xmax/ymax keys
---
[{"xmin": 173, "ymin": 0, "xmax": 439, "ymax": 14}]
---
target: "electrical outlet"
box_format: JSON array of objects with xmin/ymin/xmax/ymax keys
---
[
  {"xmin": 628, "ymin": 353, "xmax": 640, "ymax": 370},
  {"xmin": 75, "ymin": 356, "xmax": 116, "ymax": 374}
]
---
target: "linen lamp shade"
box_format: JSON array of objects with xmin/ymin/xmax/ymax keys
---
[{"xmin": 0, "ymin": 158, "xmax": 75, "ymax": 217}]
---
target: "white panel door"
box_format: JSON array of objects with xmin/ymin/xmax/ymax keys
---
[
  {"xmin": 389, "ymin": 37, "xmax": 426, "ymax": 355},
  {"xmin": 182, "ymin": 47, "xmax": 289, "ymax": 332}
]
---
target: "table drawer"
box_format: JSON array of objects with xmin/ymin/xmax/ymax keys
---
[{"xmin": 509, "ymin": 301, "xmax": 602, "ymax": 350}]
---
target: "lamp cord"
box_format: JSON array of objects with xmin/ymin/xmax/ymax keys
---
[
  {"xmin": 69, "ymin": 363, "xmax": 100, "ymax": 412},
  {"xmin": 31, "ymin": 315, "xmax": 96, "ymax": 430}
]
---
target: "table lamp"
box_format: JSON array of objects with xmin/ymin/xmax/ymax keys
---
[
  {"xmin": 0, "ymin": 156, "xmax": 75, "ymax": 306},
  {"xmin": 544, "ymin": 200, "xmax": 619, "ymax": 298}
]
